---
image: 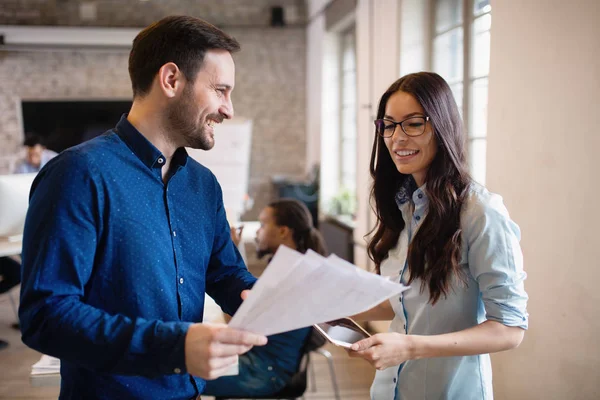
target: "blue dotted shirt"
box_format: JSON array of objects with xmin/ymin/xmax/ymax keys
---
[{"xmin": 19, "ymin": 115, "xmax": 256, "ymax": 400}]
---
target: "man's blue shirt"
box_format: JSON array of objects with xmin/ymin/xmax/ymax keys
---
[{"xmin": 19, "ymin": 116, "xmax": 256, "ymax": 399}]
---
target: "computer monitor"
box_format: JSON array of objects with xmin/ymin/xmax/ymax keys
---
[{"xmin": 0, "ymin": 173, "xmax": 37, "ymax": 240}]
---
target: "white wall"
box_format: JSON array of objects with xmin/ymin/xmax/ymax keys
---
[
  {"xmin": 354, "ymin": 0, "xmax": 401, "ymax": 270},
  {"xmin": 486, "ymin": 1, "xmax": 600, "ymax": 399},
  {"xmin": 306, "ymin": 0, "xmax": 344, "ymax": 210}
]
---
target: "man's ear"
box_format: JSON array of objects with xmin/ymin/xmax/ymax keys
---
[
  {"xmin": 279, "ymin": 225, "xmax": 292, "ymax": 239},
  {"xmin": 156, "ymin": 62, "xmax": 184, "ymax": 98}
]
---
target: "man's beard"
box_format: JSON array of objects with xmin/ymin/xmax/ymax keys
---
[{"xmin": 166, "ymin": 88, "xmax": 215, "ymax": 150}]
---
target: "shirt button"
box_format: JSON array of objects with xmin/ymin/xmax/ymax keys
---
[
  {"xmin": 157, "ymin": 157, "xmax": 164, "ymax": 164},
  {"xmin": 271, "ymin": 377, "xmax": 276, "ymax": 382},
  {"xmin": 173, "ymin": 231, "xmax": 177, "ymax": 237},
  {"xmin": 267, "ymin": 366, "xmax": 273, "ymax": 371},
  {"xmin": 415, "ymin": 215, "xmax": 421, "ymax": 221},
  {"xmin": 393, "ymin": 377, "xmax": 397, "ymax": 383},
  {"xmin": 174, "ymin": 367, "xmax": 181, "ymax": 374},
  {"xmin": 418, "ymin": 193, "xmax": 423, "ymax": 199},
  {"xmin": 179, "ymin": 278, "xmax": 184, "ymax": 284}
]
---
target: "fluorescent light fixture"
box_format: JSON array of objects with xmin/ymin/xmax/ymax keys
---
[{"xmin": 0, "ymin": 25, "xmax": 141, "ymax": 51}]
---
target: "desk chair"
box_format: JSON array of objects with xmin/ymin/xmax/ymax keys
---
[
  {"xmin": 215, "ymin": 329, "xmax": 341, "ymax": 400},
  {"xmin": 0, "ymin": 256, "xmax": 21, "ymax": 350},
  {"xmin": 0, "ymin": 256, "xmax": 20, "ymax": 321}
]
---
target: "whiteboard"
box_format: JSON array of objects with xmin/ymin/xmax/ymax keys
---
[{"xmin": 186, "ymin": 118, "xmax": 253, "ymax": 222}]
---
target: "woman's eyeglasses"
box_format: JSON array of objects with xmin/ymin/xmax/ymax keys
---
[{"xmin": 374, "ymin": 116, "xmax": 430, "ymax": 138}]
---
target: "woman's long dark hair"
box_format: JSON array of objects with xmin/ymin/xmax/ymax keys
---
[
  {"xmin": 368, "ymin": 72, "xmax": 471, "ymax": 304},
  {"xmin": 269, "ymin": 199, "xmax": 328, "ymax": 256}
]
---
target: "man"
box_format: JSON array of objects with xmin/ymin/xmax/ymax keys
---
[
  {"xmin": 19, "ymin": 16, "xmax": 266, "ymax": 400},
  {"xmin": 13, "ymin": 135, "xmax": 57, "ymax": 174},
  {"xmin": 203, "ymin": 199, "xmax": 327, "ymax": 398}
]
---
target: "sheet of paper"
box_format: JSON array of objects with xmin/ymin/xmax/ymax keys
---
[
  {"xmin": 229, "ymin": 245, "xmax": 409, "ymax": 336},
  {"xmin": 31, "ymin": 355, "xmax": 61, "ymax": 376}
]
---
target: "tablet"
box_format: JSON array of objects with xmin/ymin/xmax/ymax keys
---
[{"xmin": 313, "ymin": 317, "xmax": 371, "ymax": 349}]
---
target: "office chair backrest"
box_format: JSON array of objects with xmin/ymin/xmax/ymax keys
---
[
  {"xmin": 214, "ymin": 328, "xmax": 328, "ymax": 400},
  {"xmin": 304, "ymin": 327, "xmax": 327, "ymax": 352}
]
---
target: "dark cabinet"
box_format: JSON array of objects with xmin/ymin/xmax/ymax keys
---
[{"xmin": 319, "ymin": 216, "xmax": 354, "ymax": 263}]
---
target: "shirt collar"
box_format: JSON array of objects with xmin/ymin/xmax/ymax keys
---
[
  {"xmin": 395, "ymin": 176, "xmax": 428, "ymax": 209},
  {"xmin": 115, "ymin": 114, "xmax": 188, "ymax": 171}
]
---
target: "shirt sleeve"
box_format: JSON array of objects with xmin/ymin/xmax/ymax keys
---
[
  {"xmin": 19, "ymin": 150, "xmax": 191, "ymax": 377},
  {"xmin": 464, "ymin": 192, "xmax": 529, "ymax": 329},
  {"xmin": 205, "ymin": 176, "xmax": 257, "ymax": 316}
]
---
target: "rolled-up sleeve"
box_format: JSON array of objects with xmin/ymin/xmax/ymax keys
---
[{"xmin": 464, "ymin": 193, "xmax": 529, "ymax": 329}]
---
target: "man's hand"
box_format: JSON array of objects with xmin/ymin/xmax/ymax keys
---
[{"xmin": 184, "ymin": 322, "xmax": 267, "ymax": 379}]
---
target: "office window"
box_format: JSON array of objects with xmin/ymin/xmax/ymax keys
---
[
  {"xmin": 433, "ymin": 0, "xmax": 464, "ymax": 109},
  {"xmin": 432, "ymin": 0, "xmax": 491, "ymax": 184},
  {"xmin": 338, "ymin": 27, "xmax": 357, "ymax": 214}
]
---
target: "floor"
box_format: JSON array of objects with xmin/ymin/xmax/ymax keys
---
[{"xmin": 0, "ymin": 282, "xmax": 374, "ymax": 399}]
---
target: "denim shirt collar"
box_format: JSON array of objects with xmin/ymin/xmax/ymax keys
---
[{"xmin": 115, "ymin": 114, "xmax": 188, "ymax": 173}]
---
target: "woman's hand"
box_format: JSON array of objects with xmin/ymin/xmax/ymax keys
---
[{"xmin": 349, "ymin": 332, "xmax": 416, "ymax": 370}]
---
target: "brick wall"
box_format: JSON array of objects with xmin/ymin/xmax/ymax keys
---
[
  {"xmin": 0, "ymin": 0, "xmax": 306, "ymax": 27},
  {"xmin": 0, "ymin": 17, "xmax": 306, "ymax": 220}
]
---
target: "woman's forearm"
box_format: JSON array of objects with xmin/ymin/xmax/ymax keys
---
[
  {"xmin": 411, "ymin": 320, "xmax": 525, "ymax": 359},
  {"xmin": 352, "ymin": 300, "xmax": 394, "ymax": 321}
]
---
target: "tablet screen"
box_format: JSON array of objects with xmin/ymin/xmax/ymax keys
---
[{"xmin": 315, "ymin": 318, "xmax": 370, "ymax": 348}]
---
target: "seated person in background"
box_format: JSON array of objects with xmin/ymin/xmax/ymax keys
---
[
  {"xmin": 203, "ymin": 198, "xmax": 328, "ymax": 398},
  {"xmin": 13, "ymin": 134, "xmax": 57, "ymax": 174}
]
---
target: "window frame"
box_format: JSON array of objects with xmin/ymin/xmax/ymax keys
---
[
  {"xmin": 338, "ymin": 24, "xmax": 358, "ymax": 210},
  {"xmin": 429, "ymin": 0, "xmax": 492, "ymax": 184}
]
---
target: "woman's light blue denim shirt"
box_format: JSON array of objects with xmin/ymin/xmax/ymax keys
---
[{"xmin": 370, "ymin": 180, "xmax": 528, "ymax": 400}]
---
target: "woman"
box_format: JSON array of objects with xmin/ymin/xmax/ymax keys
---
[{"xmin": 349, "ymin": 72, "xmax": 528, "ymax": 400}]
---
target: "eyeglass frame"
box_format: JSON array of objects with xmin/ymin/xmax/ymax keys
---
[{"xmin": 374, "ymin": 115, "xmax": 431, "ymax": 138}]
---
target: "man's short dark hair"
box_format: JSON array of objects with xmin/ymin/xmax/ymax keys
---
[
  {"xmin": 128, "ymin": 15, "xmax": 241, "ymax": 98},
  {"xmin": 23, "ymin": 134, "xmax": 43, "ymax": 148}
]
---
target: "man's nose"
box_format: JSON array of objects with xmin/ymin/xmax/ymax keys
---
[{"xmin": 219, "ymin": 97, "xmax": 234, "ymax": 119}]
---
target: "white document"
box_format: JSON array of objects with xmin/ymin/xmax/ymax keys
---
[
  {"xmin": 31, "ymin": 355, "xmax": 61, "ymax": 376},
  {"xmin": 229, "ymin": 246, "xmax": 409, "ymax": 336}
]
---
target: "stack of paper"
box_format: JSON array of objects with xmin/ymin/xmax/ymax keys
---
[{"xmin": 229, "ymin": 246, "xmax": 409, "ymax": 336}]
